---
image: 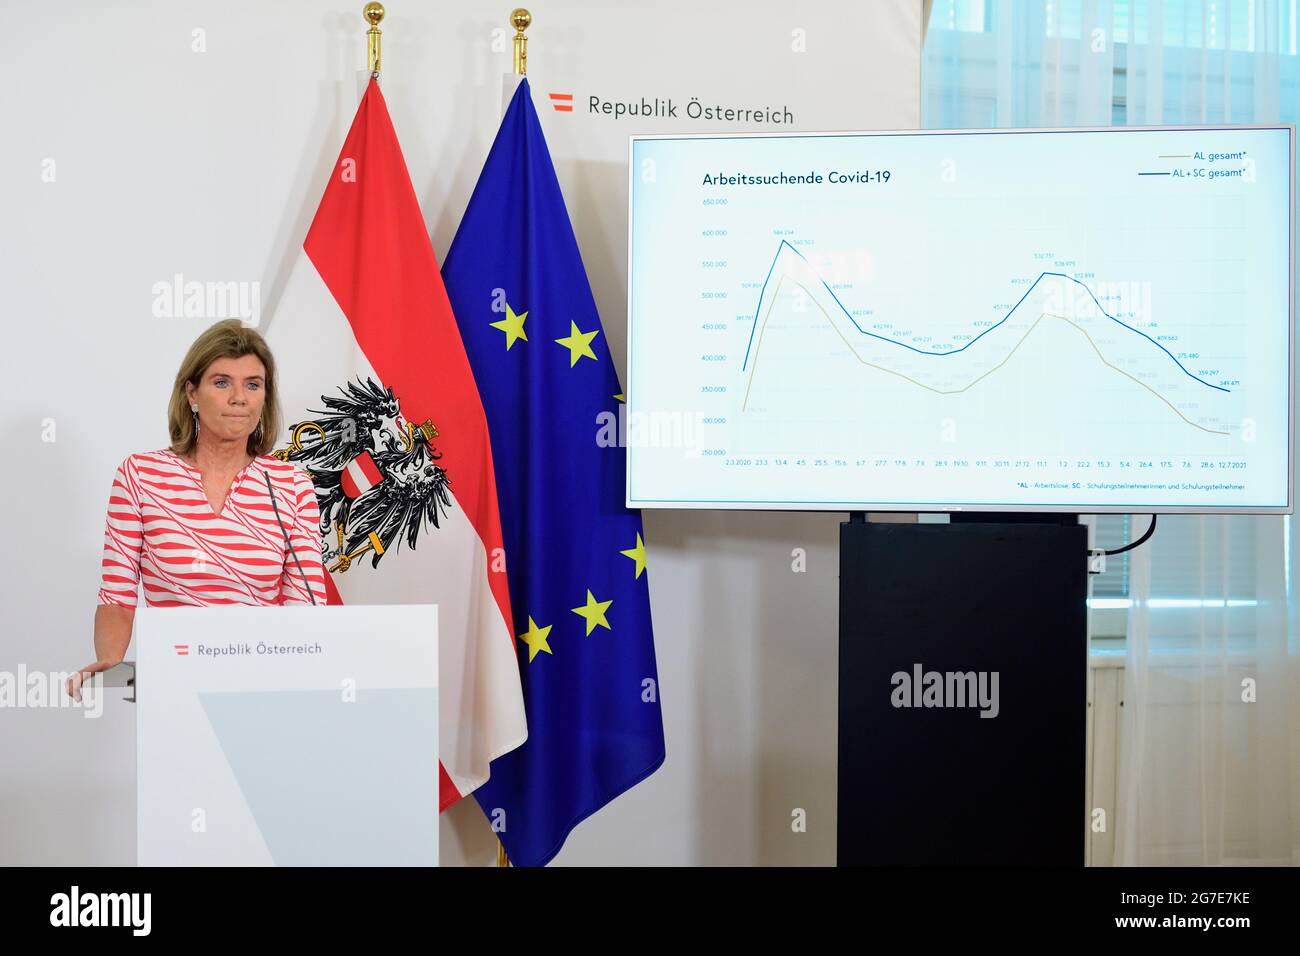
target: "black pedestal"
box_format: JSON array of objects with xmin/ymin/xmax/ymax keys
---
[{"xmin": 837, "ymin": 520, "xmax": 1088, "ymax": 866}]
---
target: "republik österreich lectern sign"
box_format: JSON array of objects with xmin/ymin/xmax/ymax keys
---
[{"xmin": 135, "ymin": 605, "xmax": 437, "ymax": 866}]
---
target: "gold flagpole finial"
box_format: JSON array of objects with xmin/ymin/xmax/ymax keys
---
[
  {"xmin": 510, "ymin": 8, "xmax": 531, "ymax": 76},
  {"xmin": 364, "ymin": 2, "xmax": 385, "ymax": 76}
]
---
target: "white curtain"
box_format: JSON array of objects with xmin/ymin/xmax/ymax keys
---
[
  {"xmin": 1113, "ymin": 0, "xmax": 1299, "ymax": 868},
  {"xmin": 1117, "ymin": 516, "xmax": 1300, "ymax": 864},
  {"xmin": 925, "ymin": 0, "xmax": 1300, "ymax": 865}
]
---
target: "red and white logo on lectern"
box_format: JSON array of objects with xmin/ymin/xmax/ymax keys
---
[{"xmin": 173, "ymin": 644, "xmax": 189, "ymax": 656}]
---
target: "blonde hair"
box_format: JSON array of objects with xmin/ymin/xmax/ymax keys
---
[{"xmin": 168, "ymin": 320, "xmax": 281, "ymax": 457}]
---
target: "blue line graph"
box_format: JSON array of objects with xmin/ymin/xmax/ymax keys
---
[{"xmin": 739, "ymin": 239, "xmax": 1232, "ymax": 394}]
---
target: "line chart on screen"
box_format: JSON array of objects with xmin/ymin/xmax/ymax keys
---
[{"xmin": 627, "ymin": 126, "xmax": 1294, "ymax": 513}]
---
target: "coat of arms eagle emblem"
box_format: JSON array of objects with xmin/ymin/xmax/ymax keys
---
[{"xmin": 274, "ymin": 377, "xmax": 452, "ymax": 573}]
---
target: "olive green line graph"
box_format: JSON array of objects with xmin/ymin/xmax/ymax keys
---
[{"xmin": 740, "ymin": 275, "xmax": 1232, "ymax": 437}]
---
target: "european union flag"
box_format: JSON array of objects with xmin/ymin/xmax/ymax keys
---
[{"xmin": 441, "ymin": 78, "xmax": 666, "ymax": 866}]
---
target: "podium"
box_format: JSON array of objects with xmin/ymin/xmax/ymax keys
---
[{"xmin": 133, "ymin": 604, "xmax": 439, "ymax": 866}]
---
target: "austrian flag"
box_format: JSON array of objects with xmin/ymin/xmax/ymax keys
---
[{"xmin": 264, "ymin": 78, "xmax": 527, "ymax": 810}]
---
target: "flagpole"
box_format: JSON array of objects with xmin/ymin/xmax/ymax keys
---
[
  {"xmin": 496, "ymin": 12, "xmax": 529, "ymax": 868},
  {"xmin": 511, "ymin": 8, "xmax": 531, "ymax": 76},
  {"xmin": 364, "ymin": 1, "xmax": 384, "ymax": 76}
]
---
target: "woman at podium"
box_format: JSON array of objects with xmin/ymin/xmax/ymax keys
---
[{"xmin": 67, "ymin": 319, "xmax": 326, "ymax": 700}]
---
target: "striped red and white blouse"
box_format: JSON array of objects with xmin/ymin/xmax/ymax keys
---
[{"xmin": 97, "ymin": 449, "xmax": 327, "ymax": 608}]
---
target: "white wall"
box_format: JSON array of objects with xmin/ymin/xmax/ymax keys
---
[{"xmin": 0, "ymin": 0, "xmax": 921, "ymax": 865}]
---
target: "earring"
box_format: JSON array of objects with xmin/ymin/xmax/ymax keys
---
[{"xmin": 191, "ymin": 405, "xmax": 200, "ymax": 436}]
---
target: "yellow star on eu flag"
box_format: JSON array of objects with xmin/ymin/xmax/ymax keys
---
[
  {"xmin": 555, "ymin": 320, "xmax": 599, "ymax": 366},
  {"xmin": 518, "ymin": 616, "xmax": 553, "ymax": 662},
  {"xmin": 620, "ymin": 533, "xmax": 647, "ymax": 579},
  {"xmin": 571, "ymin": 589, "xmax": 613, "ymax": 636},
  {"xmin": 490, "ymin": 303, "xmax": 528, "ymax": 350}
]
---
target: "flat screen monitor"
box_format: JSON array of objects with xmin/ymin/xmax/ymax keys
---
[{"xmin": 626, "ymin": 125, "xmax": 1294, "ymax": 513}]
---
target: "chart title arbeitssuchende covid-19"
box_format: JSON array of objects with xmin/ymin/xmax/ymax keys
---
[{"xmin": 701, "ymin": 169, "xmax": 893, "ymax": 186}]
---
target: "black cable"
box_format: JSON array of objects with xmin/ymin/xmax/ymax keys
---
[
  {"xmin": 264, "ymin": 470, "xmax": 318, "ymax": 605},
  {"xmin": 1103, "ymin": 514, "xmax": 1157, "ymax": 556}
]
